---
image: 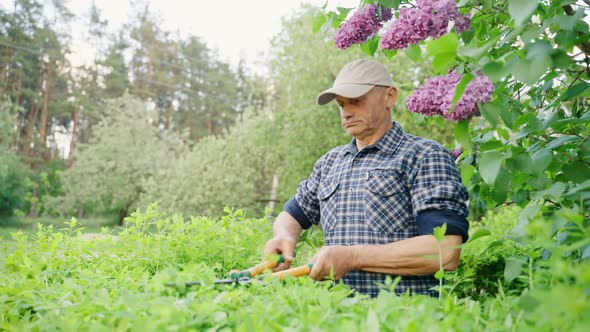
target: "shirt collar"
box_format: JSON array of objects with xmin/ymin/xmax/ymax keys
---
[{"xmin": 342, "ymin": 122, "xmax": 405, "ymax": 155}]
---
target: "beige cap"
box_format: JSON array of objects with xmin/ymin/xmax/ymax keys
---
[{"xmin": 316, "ymin": 59, "xmax": 395, "ymax": 105}]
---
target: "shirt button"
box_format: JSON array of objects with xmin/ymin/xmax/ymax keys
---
[
  {"xmin": 349, "ymin": 187, "xmax": 353, "ymax": 191},
  {"xmin": 347, "ymin": 215, "xmax": 351, "ymax": 219}
]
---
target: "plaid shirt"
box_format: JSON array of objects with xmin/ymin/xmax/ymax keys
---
[{"xmin": 290, "ymin": 122, "xmax": 469, "ymax": 297}]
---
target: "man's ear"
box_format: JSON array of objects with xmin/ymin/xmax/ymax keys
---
[{"xmin": 385, "ymin": 86, "xmax": 398, "ymax": 109}]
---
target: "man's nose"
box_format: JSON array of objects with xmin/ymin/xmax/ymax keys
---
[{"xmin": 340, "ymin": 106, "xmax": 354, "ymax": 119}]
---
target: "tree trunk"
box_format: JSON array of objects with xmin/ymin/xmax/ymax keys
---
[
  {"xmin": 77, "ymin": 204, "xmax": 84, "ymax": 219},
  {"xmin": 0, "ymin": 61, "xmax": 8, "ymax": 96},
  {"xmin": 14, "ymin": 68, "xmax": 22, "ymax": 105},
  {"xmin": 16, "ymin": 109, "xmax": 24, "ymax": 151},
  {"xmin": 207, "ymin": 113, "xmax": 212, "ymax": 135},
  {"xmin": 268, "ymin": 173, "xmax": 280, "ymax": 215},
  {"xmin": 79, "ymin": 120, "xmax": 89, "ymax": 144},
  {"xmin": 28, "ymin": 176, "xmax": 39, "ymax": 218},
  {"xmin": 39, "ymin": 67, "xmax": 51, "ymax": 162},
  {"xmin": 187, "ymin": 97, "xmax": 199, "ymax": 141},
  {"xmin": 23, "ymin": 104, "xmax": 37, "ymax": 157},
  {"xmin": 14, "ymin": 71, "xmax": 23, "ymax": 150},
  {"xmin": 117, "ymin": 201, "xmax": 133, "ymax": 226},
  {"xmin": 68, "ymin": 104, "xmax": 81, "ymax": 168}
]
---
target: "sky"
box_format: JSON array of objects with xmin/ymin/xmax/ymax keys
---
[{"xmin": 1, "ymin": 0, "xmax": 359, "ymax": 74}]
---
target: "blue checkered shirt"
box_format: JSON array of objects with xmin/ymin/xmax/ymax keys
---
[{"xmin": 286, "ymin": 122, "xmax": 469, "ymax": 297}]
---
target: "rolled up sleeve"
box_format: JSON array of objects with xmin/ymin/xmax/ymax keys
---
[
  {"xmin": 282, "ymin": 155, "xmax": 326, "ymax": 229},
  {"xmin": 410, "ymin": 147, "xmax": 470, "ymax": 241}
]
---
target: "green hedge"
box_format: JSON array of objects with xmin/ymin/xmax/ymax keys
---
[{"xmin": 1, "ymin": 204, "xmax": 588, "ymax": 331}]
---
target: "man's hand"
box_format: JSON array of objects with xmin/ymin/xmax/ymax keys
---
[
  {"xmin": 264, "ymin": 237, "xmax": 296, "ymax": 272},
  {"xmin": 308, "ymin": 245, "xmax": 357, "ymax": 281},
  {"xmin": 263, "ymin": 211, "xmax": 303, "ymax": 272}
]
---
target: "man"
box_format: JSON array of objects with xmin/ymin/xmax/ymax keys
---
[{"xmin": 264, "ymin": 59, "xmax": 470, "ymax": 297}]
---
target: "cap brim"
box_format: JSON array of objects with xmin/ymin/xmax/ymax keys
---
[{"xmin": 316, "ymin": 84, "xmax": 375, "ymax": 106}]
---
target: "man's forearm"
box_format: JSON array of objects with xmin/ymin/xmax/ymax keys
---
[
  {"xmin": 351, "ymin": 235, "xmax": 462, "ymax": 276},
  {"xmin": 264, "ymin": 212, "xmax": 303, "ymax": 269},
  {"xmin": 273, "ymin": 211, "xmax": 303, "ymax": 242}
]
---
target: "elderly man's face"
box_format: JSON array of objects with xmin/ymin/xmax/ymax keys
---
[{"xmin": 336, "ymin": 86, "xmax": 397, "ymax": 140}]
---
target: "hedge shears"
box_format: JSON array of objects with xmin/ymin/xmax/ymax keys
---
[{"xmin": 165, "ymin": 255, "xmax": 313, "ymax": 287}]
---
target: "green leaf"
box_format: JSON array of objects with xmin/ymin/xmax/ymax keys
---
[
  {"xmin": 545, "ymin": 135, "xmax": 580, "ymax": 150},
  {"xmin": 367, "ymin": 309, "xmax": 380, "ymax": 332},
  {"xmin": 512, "ymin": 55, "xmax": 551, "ymax": 86},
  {"xmin": 360, "ymin": 36, "xmax": 379, "ymax": 56},
  {"xmin": 518, "ymin": 294, "xmax": 541, "ymax": 311},
  {"xmin": 554, "ymin": 30, "xmax": 576, "ymax": 49},
  {"xmin": 467, "ymin": 227, "xmax": 492, "ymax": 243},
  {"xmin": 512, "ymin": 153, "xmax": 534, "ymax": 175},
  {"xmin": 480, "ymin": 102, "xmax": 501, "ymax": 127},
  {"xmin": 521, "ymin": 27, "xmax": 542, "ymax": 43},
  {"xmin": 467, "ymin": 227, "xmax": 492, "ymax": 244},
  {"xmin": 530, "ymin": 148, "xmax": 552, "ymax": 175},
  {"xmin": 405, "ymin": 43, "xmax": 421, "ymax": 62},
  {"xmin": 330, "ymin": 12, "xmax": 342, "ymax": 29},
  {"xmin": 379, "ymin": 0, "xmax": 395, "ymax": 9},
  {"xmin": 562, "ymin": 83, "xmax": 590, "ymax": 101},
  {"xmin": 531, "ymin": 182, "xmax": 566, "ymax": 200},
  {"xmin": 432, "ymin": 52, "xmax": 457, "ymax": 75},
  {"xmin": 433, "ymin": 223, "xmax": 447, "ymax": 241},
  {"xmin": 564, "ymin": 179, "xmax": 590, "ymax": 199},
  {"xmin": 482, "ymin": 62, "xmax": 505, "ymax": 82},
  {"xmin": 426, "ymin": 33, "xmax": 459, "ymax": 57},
  {"xmin": 562, "ymin": 161, "xmax": 590, "ymax": 183},
  {"xmin": 459, "ymin": 35, "xmax": 501, "ymax": 59},
  {"xmin": 479, "ymin": 151, "xmax": 504, "ymax": 185},
  {"xmin": 508, "ymin": 0, "xmax": 539, "ymax": 28},
  {"xmin": 526, "ymin": 41, "xmax": 553, "ymax": 60},
  {"xmin": 499, "ymin": 108, "xmax": 518, "ymax": 130},
  {"xmin": 461, "ymin": 164, "xmax": 475, "ymax": 187},
  {"xmin": 336, "ymin": 7, "xmax": 352, "ymax": 19},
  {"xmin": 449, "ymin": 74, "xmax": 474, "ymax": 114},
  {"xmin": 454, "ymin": 120, "xmax": 472, "ymax": 154},
  {"xmin": 312, "ymin": 12, "xmax": 328, "ymax": 33},
  {"xmin": 434, "ymin": 269, "xmax": 445, "ymax": 280},
  {"xmin": 504, "ymin": 256, "xmax": 525, "ymax": 282},
  {"xmin": 383, "ymin": 49, "xmax": 398, "ymax": 59},
  {"xmin": 480, "ymin": 140, "xmax": 504, "ymax": 151},
  {"xmin": 427, "ymin": 33, "xmax": 459, "ymax": 74},
  {"xmin": 553, "ymin": 12, "xmax": 585, "ymax": 31}
]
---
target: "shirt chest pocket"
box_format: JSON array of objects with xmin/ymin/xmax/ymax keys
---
[
  {"xmin": 364, "ymin": 170, "xmax": 412, "ymax": 235},
  {"xmin": 318, "ymin": 178, "xmax": 339, "ymax": 232}
]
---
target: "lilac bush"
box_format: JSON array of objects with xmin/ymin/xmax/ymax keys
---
[
  {"xmin": 407, "ymin": 72, "xmax": 494, "ymax": 121},
  {"xmin": 334, "ymin": 5, "xmax": 393, "ymax": 49},
  {"xmin": 406, "ymin": 71, "xmax": 461, "ymax": 117},
  {"xmin": 454, "ymin": 14, "xmax": 471, "ymax": 34},
  {"xmin": 451, "ymin": 145, "xmax": 463, "ymax": 160},
  {"xmin": 381, "ymin": 0, "xmax": 471, "ymax": 50},
  {"xmin": 441, "ymin": 74, "xmax": 495, "ymax": 121}
]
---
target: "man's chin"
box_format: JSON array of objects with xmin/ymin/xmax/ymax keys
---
[{"xmin": 344, "ymin": 127, "xmax": 361, "ymax": 137}]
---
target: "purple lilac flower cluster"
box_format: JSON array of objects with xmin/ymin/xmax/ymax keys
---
[
  {"xmin": 451, "ymin": 145, "xmax": 463, "ymax": 160},
  {"xmin": 406, "ymin": 71, "xmax": 461, "ymax": 117},
  {"xmin": 381, "ymin": 0, "xmax": 471, "ymax": 50},
  {"xmin": 407, "ymin": 72, "xmax": 494, "ymax": 121},
  {"xmin": 335, "ymin": 5, "xmax": 393, "ymax": 49}
]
